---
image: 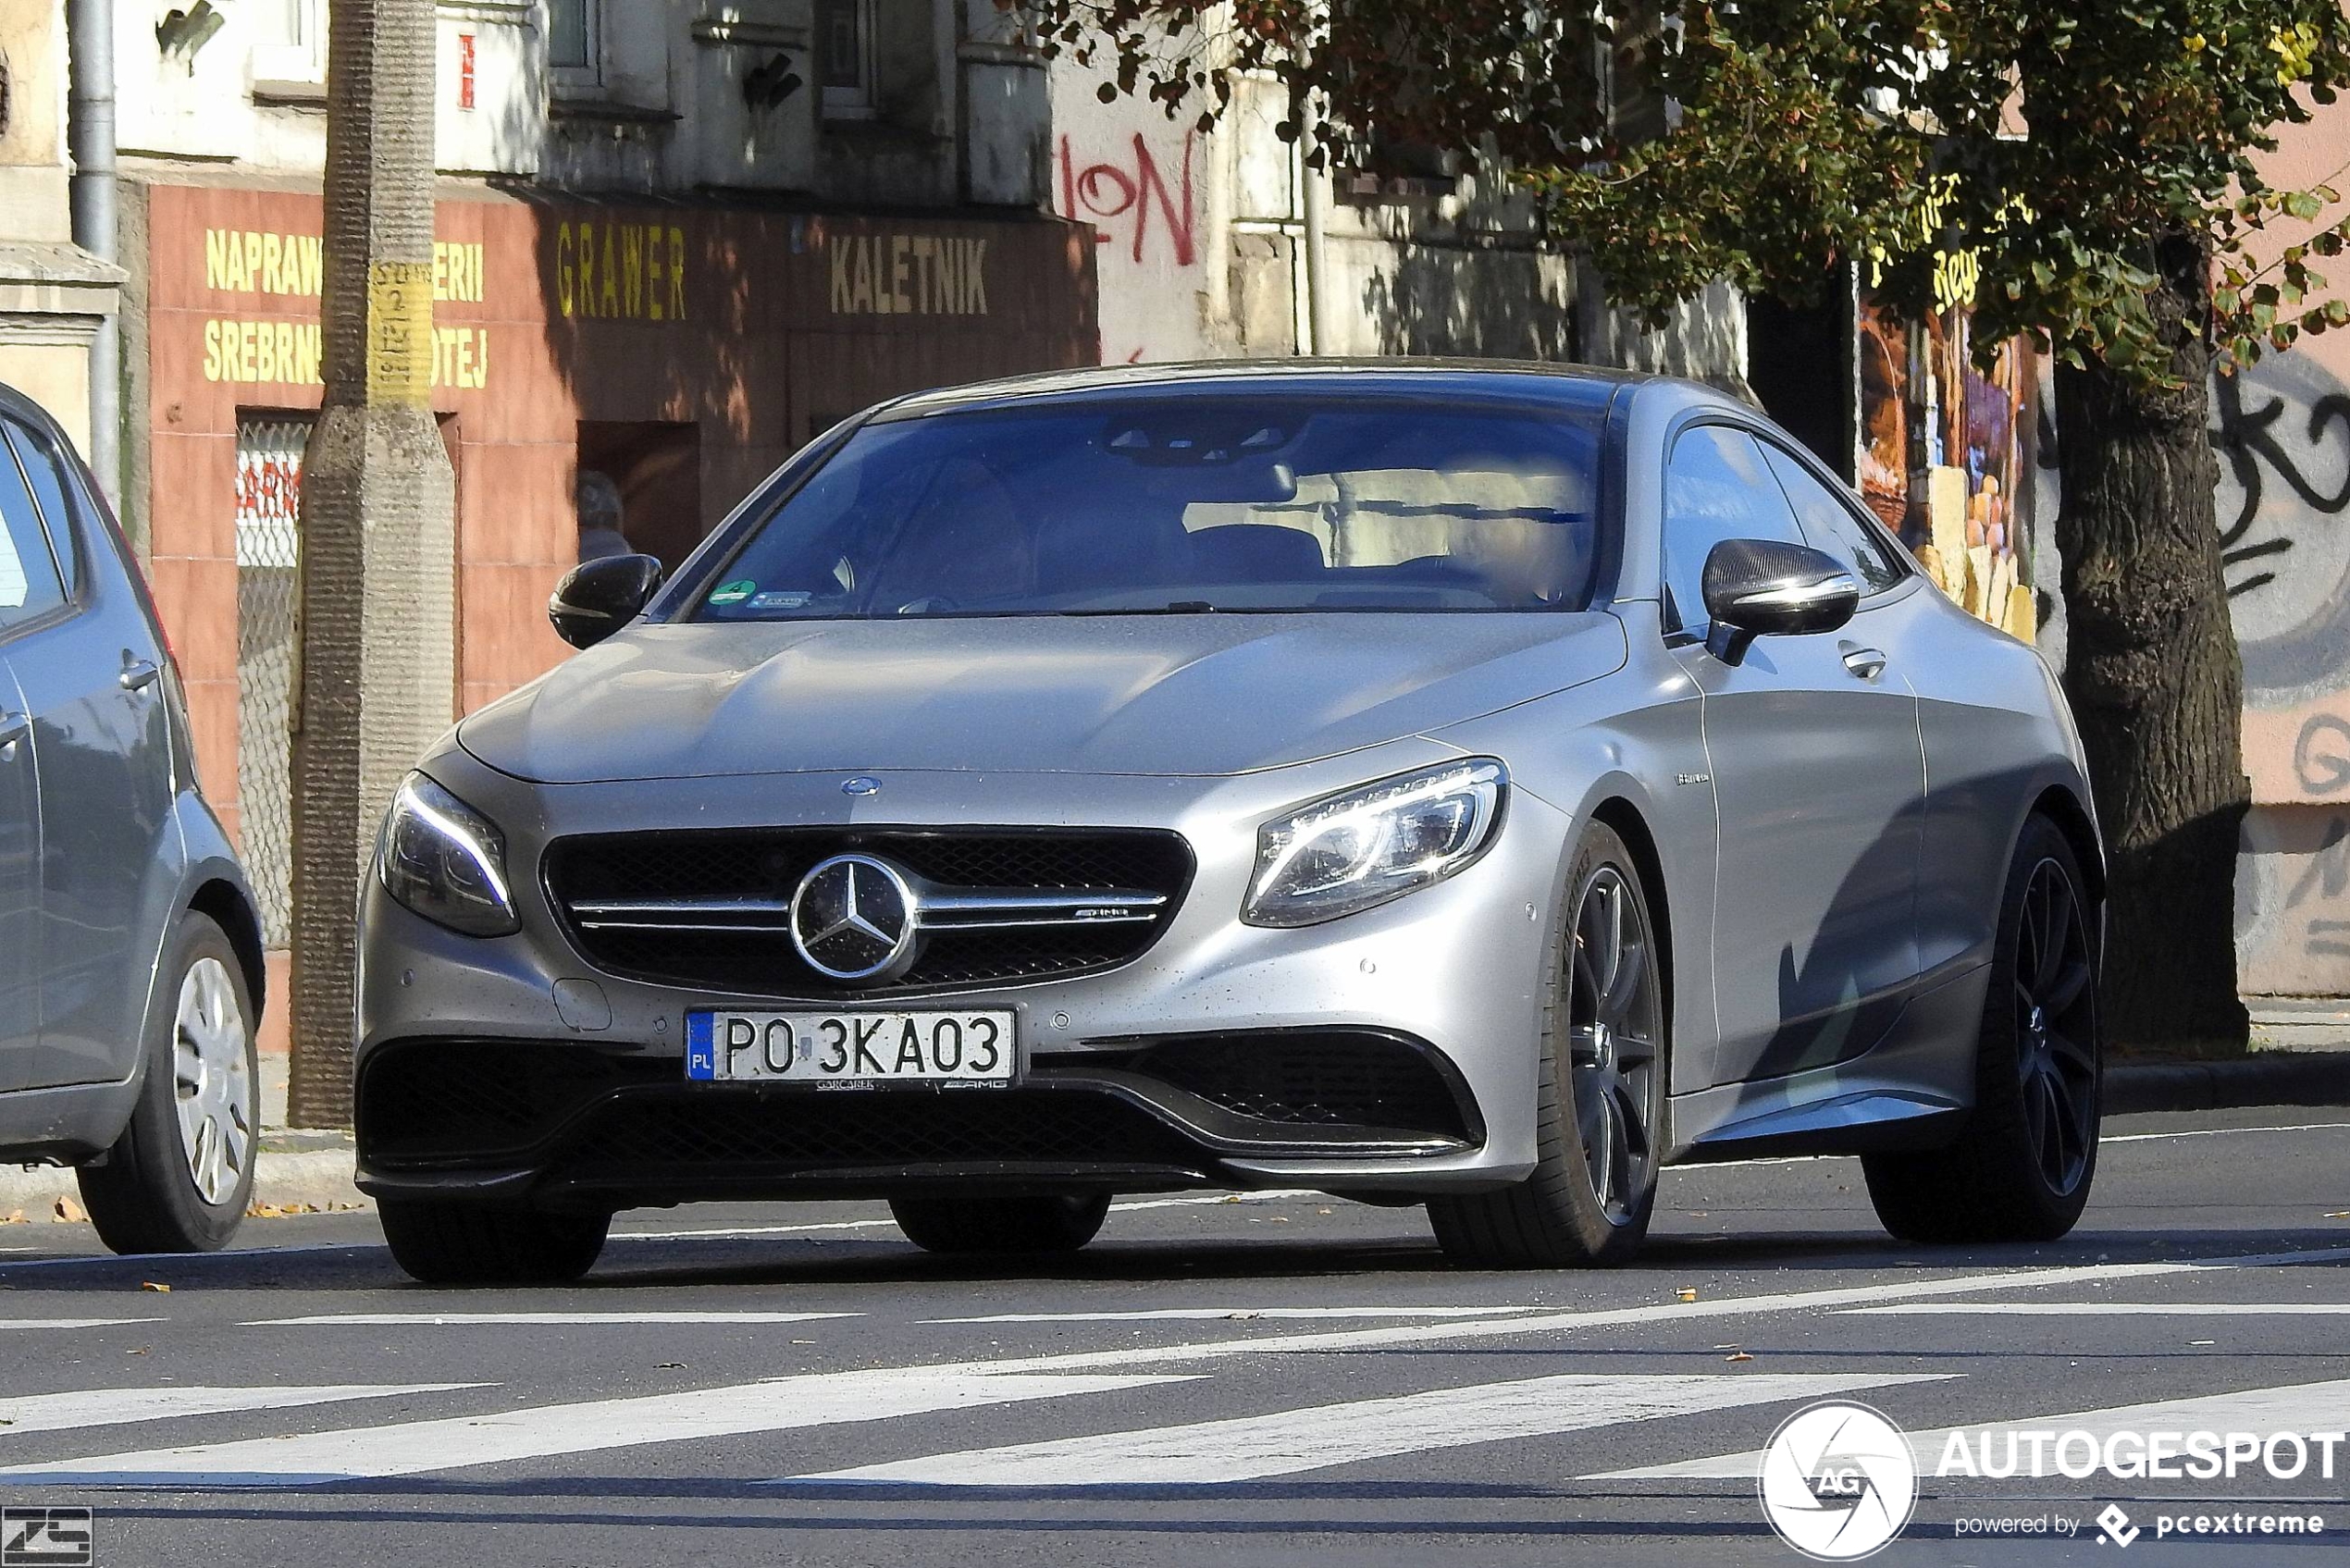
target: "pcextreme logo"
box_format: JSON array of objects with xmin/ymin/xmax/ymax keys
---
[{"xmin": 1759, "ymin": 1401, "xmax": 1920, "ymax": 1560}]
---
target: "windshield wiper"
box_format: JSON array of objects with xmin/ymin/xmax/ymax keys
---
[{"xmin": 1055, "ymin": 600, "xmax": 1220, "ymax": 616}]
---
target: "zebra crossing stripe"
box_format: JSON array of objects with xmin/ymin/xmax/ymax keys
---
[
  {"xmin": 1847, "ymin": 1302, "xmax": 2350, "ymax": 1317},
  {"xmin": 949, "ymin": 1244, "xmax": 2350, "ymax": 1377},
  {"xmin": 931, "ymin": 1307, "xmax": 1537, "ymax": 1324},
  {"xmin": 1593, "ymin": 1375, "xmax": 2350, "ymax": 1480},
  {"xmin": 0, "ymin": 1369, "xmax": 1194, "ymax": 1487},
  {"xmin": 0, "ymin": 1385, "xmax": 482, "ymax": 1439},
  {"xmin": 247, "ymin": 1312, "xmax": 860, "ymax": 1327},
  {"xmin": 0, "ymin": 1320, "xmax": 160, "ymax": 1331},
  {"xmin": 784, "ymin": 1371, "xmax": 1953, "ymax": 1487}
]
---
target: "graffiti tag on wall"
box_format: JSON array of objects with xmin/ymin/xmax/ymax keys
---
[
  {"xmin": 2214, "ymin": 366, "xmax": 2350, "ymax": 600},
  {"xmin": 1058, "ymin": 131, "xmax": 1198, "ymax": 270},
  {"xmin": 1047, "ymin": 88, "xmax": 1211, "ymax": 364},
  {"xmin": 2217, "ymin": 354, "xmax": 2350, "ymax": 709}
]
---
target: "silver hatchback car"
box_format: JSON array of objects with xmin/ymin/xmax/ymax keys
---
[
  {"xmin": 0, "ymin": 382, "xmax": 264, "ymax": 1253},
  {"xmin": 356, "ymin": 363, "xmax": 2103, "ymax": 1284}
]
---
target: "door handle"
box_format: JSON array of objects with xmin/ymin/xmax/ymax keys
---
[
  {"xmin": 1841, "ymin": 647, "xmax": 1889, "ymax": 681},
  {"xmin": 119, "ymin": 658, "xmax": 161, "ymax": 693},
  {"xmin": 0, "ymin": 712, "xmax": 25, "ymax": 751}
]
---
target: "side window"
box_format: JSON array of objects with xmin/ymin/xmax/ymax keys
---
[
  {"xmin": 4, "ymin": 420, "xmax": 82, "ymax": 597},
  {"xmin": 1662, "ymin": 425, "xmax": 1804, "ymax": 632},
  {"xmin": 1761, "ymin": 442, "xmax": 1911, "ymax": 595},
  {"xmin": 0, "ymin": 438, "xmax": 66, "ymax": 633}
]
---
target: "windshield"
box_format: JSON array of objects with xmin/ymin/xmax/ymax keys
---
[{"xmin": 694, "ymin": 396, "xmax": 1607, "ymax": 620}]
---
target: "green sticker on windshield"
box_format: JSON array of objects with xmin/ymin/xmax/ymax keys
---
[{"xmin": 710, "ymin": 579, "xmax": 757, "ymax": 606}]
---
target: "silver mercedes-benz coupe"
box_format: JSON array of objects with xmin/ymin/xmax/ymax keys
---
[{"xmin": 355, "ymin": 362, "xmax": 2104, "ymax": 1285}]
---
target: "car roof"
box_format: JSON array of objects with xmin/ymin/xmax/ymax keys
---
[
  {"xmin": 871, "ymin": 358, "xmax": 1749, "ymax": 426},
  {"xmin": 0, "ymin": 379, "xmax": 73, "ymax": 443}
]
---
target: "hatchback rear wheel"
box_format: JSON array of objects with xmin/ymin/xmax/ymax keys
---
[
  {"xmin": 1863, "ymin": 813, "xmax": 2100, "ymax": 1243},
  {"xmin": 80, "ymin": 913, "xmax": 257, "ymax": 1254},
  {"xmin": 1428, "ymin": 821, "xmax": 1666, "ymax": 1267}
]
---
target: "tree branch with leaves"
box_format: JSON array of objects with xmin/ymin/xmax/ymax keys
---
[{"xmin": 1015, "ymin": 0, "xmax": 2350, "ymax": 1051}]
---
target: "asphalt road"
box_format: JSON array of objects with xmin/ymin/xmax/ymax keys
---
[{"xmin": 3, "ymin": 1105, "xmax": 2348, "ymax": 1567}]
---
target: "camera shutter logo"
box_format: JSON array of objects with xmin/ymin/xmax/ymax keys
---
[
  {"xmin": 1758, "ymin": 1401, "xmax": 1918, "ymax": 1561},
  {"xmin": 1, "ymin": 1508, "xmax": 93, "ymax": 1568}
]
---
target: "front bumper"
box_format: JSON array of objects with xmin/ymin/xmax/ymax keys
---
[{"xmin": 355, "ymin": 743, "xmax": 1576, "ymax": 1206}]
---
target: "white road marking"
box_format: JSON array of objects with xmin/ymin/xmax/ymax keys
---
[
  {"xmin": 2099, "ymin": 1120, "xmax": 2350, "ymax": 1144},
  {"xmin": 0, "ymin": 1319, "xmax": 161, "ymax": 1330},
  {"xmin": 1597, "ymin": 1376, "xmax": 2350, "ymax": 1481},
  {"xmin": 0, "ymin": 1369, "xmax": 1196, "ymax": 1487},
  {"xmin": 1846, "ymin": 1303, "xmax": 2350, "ymax": 1317},
  {"xmin": 612, "ymin": 1190, "xmax": 1321, "ymax": 1242},
  {"xmin": 246, "ymin": 1312, "xmax": 861, "ymax": 1327},
  {"xmin": 931, "ymin": 1306, "xmax": 1539, "ymax": 1324},
  {"xmin": 611, "ymin": 1217, "xmax": 900, "ymax": 1241},
  {"xmin": 0, "ymin": 1385, "xmax": 481, "ymax": 1439},
  {"xmin": 791, "ymin": 1371, "xmax": 1953, "ymax": 1487},
  {"xmin": 0, "ymin": 1191, "xmax": 1327, "ymax": 1267},
  {"xmin": 955, "ymin": 1243, "xmax": 2350, "ymax": 1375}
]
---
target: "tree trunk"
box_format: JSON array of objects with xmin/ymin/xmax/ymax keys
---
[
  {"xmin": 288, "ymin": 0, "xmax": 457, "ymax": 1126},
  {"xmin": 2052, "ymin": 228, "xmax": 2249, "ymax": 1056}
]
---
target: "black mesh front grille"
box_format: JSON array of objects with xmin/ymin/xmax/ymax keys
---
[
  {"xmin": 1116, "ymin": 1032, "xmax": 1474, "ymax": 1141},
  {"xmin": 357, "ymin": 1031, "xmax": 1475, "ymax": 1182},
  {"xmin": 561, "ymin": 1089, "xmax": 1208, "ymax": 1173},
  {"xmin": 357, "ymin": 1041, "xmax": 674, "ymax": 1162},
  {"xmin": 541, "ymin": 828, "xmax": 1192, "ymax": 997}
]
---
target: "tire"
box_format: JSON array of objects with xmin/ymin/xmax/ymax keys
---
[
  {"xmin": 1427, "ymin": 821, "xmax": 1667, "ymax": 1268},
  {"xmin": 378, "ymin": 1199, "xmax": 611, "ymax": 1285},
  {"xmin": 78, "ymin": 912, "xmax": 258, "ymax": 1254},
  {"xmin": 890, "ymin": 1191, "xmax": 1112, "ymax": 1255},
  {"xmin": 1864, "ymin": 814, "xmax": 2101, "ymax": 1244}
]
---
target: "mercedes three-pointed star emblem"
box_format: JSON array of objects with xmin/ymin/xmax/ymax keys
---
[{"xmin": 789, "ymin": 853, "xmax": 922, "ymax": 982}]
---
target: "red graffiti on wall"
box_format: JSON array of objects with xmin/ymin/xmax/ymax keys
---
[{"xmin": 1058, "ymin": 131, "xmax": 1198, "ymax": 268}]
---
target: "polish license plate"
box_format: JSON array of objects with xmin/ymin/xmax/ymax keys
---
[{"xmin": 685, "ymin": 1009, "xmax": 1016, "ymax": 1087}]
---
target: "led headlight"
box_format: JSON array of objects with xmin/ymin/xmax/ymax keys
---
[
  {"xmin": 1243, "ymin": 759, "xmax": 1507, "ymax": 928},
  {"xmin": 377, "ymin": 772, "xmax": 519, "ymax": 937}
]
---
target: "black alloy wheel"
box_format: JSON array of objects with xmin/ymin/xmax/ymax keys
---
[
  {"xmin": 1428, "ymin": 821, "xmax": 1668, "ymax": 1267},
  {"xmin": 1566, "ymin": 864, "xmax": 1665, "ymax": 1223},
  {"xmin": 1864, "ymin": 812, "xmax": 2102, "ymax": 1243},
  {"xmin": 2013, "ymin": 854, "xmax": 2099, "ymax": 1197}
]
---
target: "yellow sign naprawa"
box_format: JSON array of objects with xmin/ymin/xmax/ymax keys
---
[{"xmin": 199, "ymin": 228, "xmax": 491, "ymax": 392}]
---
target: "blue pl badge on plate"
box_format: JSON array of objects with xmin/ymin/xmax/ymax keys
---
[{"xmin": 685, "ymin": 1012, "xmax": 717, "ymax": 1080}]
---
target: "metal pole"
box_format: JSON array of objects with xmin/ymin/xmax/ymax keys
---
[
  {"xmin": 65, "ymin": 0, "xmax": 119, "ymax": 502},
  {"xmin": 1298, "ymin": 93, "xmax": 1333, "ymax": 357}
]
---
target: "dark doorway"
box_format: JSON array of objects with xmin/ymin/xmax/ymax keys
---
[
  {"xmin": 1749, "ymin": 271, "xmax": 1856, "ymax": 480},
  {"xmin": 576, "ymin": 421, "xmax": 704, "ymax": 570}
]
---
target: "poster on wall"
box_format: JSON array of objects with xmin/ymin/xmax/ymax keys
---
[{"xmin": 1858, "ymin": 293, "xmax": 2038, "ymax": 641}]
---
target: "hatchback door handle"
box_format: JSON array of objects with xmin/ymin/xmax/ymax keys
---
[
  {"xmin": 1842, "ymin": 647, "xmax": 1889, "ymax": 681},
  {"xmin": 0, "ymin": 712, "xmax": 26, "ymax": 750},
  {"xmin": 119, "ymin": 658, "xmax": 160, "ymax": 692}
]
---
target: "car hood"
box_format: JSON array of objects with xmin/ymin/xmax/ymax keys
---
[{"xmin": 458, "ymin": 612, "xmax": 1628, "ymax": 784}]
